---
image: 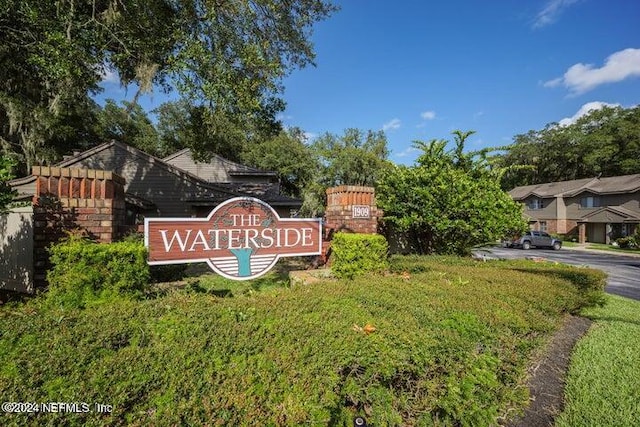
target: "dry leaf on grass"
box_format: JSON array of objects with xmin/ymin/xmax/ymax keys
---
[{"xmin": 352, "ymin": 323, "xmax": 377, "ymax": 335}]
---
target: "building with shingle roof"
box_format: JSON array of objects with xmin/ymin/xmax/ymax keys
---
[
  {"xmin": 10, "ymin": 141, "xmax": 302, "ymax": 224},
  {"xmin": 508, "ymin": 174, "xmax": 640, "ymax": 244}
]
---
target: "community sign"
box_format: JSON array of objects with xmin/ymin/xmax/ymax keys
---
[{"xmin": 144, "ymin": 197, "xmax": 322, "ymax": 280}]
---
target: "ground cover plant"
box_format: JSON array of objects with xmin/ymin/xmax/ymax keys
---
[
  {"xmin": 0, "ymin": 256, "xmax": 605, "ymax": 426},
  {"xmin": 556, "ymin": 294, "xmax": 640, "ymax": 427}
]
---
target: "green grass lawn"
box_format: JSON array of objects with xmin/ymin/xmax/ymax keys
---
[
  {"xmin": 0, "ymin": 256, "xmax": 605, "ymax": 426},
  {"xmin": 560, "ymin": 241, "xmax": 640, "ymax": 254},
  {"xmin": 585, "ymin": 243, "xmax": 640, "ymax": 254},
  {"xmin": 556, "ymin": 294, "xmax": 640, "ymax": 427}
]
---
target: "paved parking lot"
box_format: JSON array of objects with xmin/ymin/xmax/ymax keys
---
[{"xmin": 477, "ymin": 246, "xmax": 640, "ymax": 301}]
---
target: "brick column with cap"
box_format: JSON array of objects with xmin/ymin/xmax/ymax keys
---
[
  {"xmin": 321, "ymin": 186, "xmax": 381, "ymax": 263},
  {"xmin": 578, "ymin": 222, "xmax": 586, "ymax": 244},
  {"xmin": 31, "ymin": 166, "xmax": 126, "ymax": 287},
  {"xmin": 325, "ymin": 186, "xmax": 380, "ymax": 235}
]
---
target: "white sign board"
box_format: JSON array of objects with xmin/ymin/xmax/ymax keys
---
[{"xmin": 352, "ymin": 205, "xmax": 370, "ymax": 219}]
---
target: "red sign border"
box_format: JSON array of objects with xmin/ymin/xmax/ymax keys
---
[{"xmin": 144, "ymin": 197, "xmax": 322, "ymax": 280}]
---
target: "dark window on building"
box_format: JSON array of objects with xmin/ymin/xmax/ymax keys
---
[
  {"xmin": 580, "ymin": 196, "xmax": 600, "ymax": 208},
  {"xmin": 540, "ymin": 221, "xmax": 548, "ymax": 232},
  {"xmin": 528, "ymin": 198, "xmax": 544, "ymax": 210}
]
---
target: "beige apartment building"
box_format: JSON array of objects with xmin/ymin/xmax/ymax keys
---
[{"xmin": 509, "ymin": 174, "xmax": 640, "ymax": 244}]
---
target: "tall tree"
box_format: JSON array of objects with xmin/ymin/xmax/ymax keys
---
[
  {"xmin": 241, "ymin": 127, "xmax": 317, "ymax": 197},
  {"xmin": 312, "ymin": 128, "xmax": 390, "ymax": 186},
  {"xmin": 378, "ymin": 131, "xmax": 526, "ymax": 255},
  {"xmin": 497, "ymin": 105, "xmax": 640, "ymax": 189},
  {"xmin": 0, "ymin": 0, "xmax": 337, "ymax": 170},
  {"xmin": 306, "ymin": 128, "xmax": 391, "ymax": 216},
  {"xmin": 95, "ymin": 100, "xmax": 161, "ymax": 157},
  {"xmin": 0, "ymin": 155, "xmax": 17, "ymax": 212},
  {"xmin": 155, "ymin": 99, "xmax": 283, "ymax": 162}
]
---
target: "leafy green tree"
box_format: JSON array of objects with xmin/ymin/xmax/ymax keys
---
[
  {"xmin": 378, "ymin": 132, "xmax": 527, "ymax": 255},
  {"xmin": 0, "ymin": 93, "xmax": 101, "ymax": 175},
  {"xmin": 155, "ymin": 99, "xmax": 282, "ymax": 162},
  {"xmin": 241, "ymin": 127, "xmax": 318, "ymax": 197},
  {"xmin": 498, "ymin": 105, "xmax": 640, "ymax": 189},
  {"xmin": 95, "ymin": 100, "xmax": 162, "ymax": 156},
  {"xmin": 312, "ymin": 128, "xmax": 390, "ymax": 187},
  {"xmin": 0, "ymin": 155, "xmax": 17, "ymax": 212},
  {"xmin": 301, "ymin": 128, "xmax": 391, "ymax": 216},
  {"xmin": 1, "ymin": 0, "xmax": 337, "ymax": 170}
]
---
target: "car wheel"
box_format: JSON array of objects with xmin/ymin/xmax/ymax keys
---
[
  {"xmin": 522, "ymin": 241, "xmax": 531, "ymax": 250},
  {"xmin": 552, "ymin": 242, "xmax": 561, "ymax": 250}
]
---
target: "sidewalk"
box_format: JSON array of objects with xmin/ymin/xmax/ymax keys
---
[{"xmin": 563, "ymin": 243, "xmax": 640, "ymax": 258}]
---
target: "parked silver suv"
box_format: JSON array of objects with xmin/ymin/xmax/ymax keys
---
[{"xmin": 503, "ymin": 231, "xmax": 562, "ymax": 250}]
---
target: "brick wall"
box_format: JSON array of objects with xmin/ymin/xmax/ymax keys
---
[
  {"xmin": 325, "ymin": 186, "xmax": 380, "ymax": 235},
  {"xmin": 31, "ymin": 166, "xmax": 126, "ymax": 286},
  {"xmin": 564, "ymin": 220, "xmax": 578, "ymax": 236}
]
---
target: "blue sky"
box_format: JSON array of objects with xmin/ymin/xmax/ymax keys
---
[{"xmin": 99, "ymin": 0, "xmax": 640, "ymax": 165}]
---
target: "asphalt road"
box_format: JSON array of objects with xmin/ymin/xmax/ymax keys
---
[{"xmin": 475, "ymin": 246, "xmax": 640, "ymax": 301}]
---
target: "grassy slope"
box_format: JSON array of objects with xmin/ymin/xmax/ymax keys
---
[
  {"xmin": 556, "ymin": 295, "xmax": 640, "ymax": 427},
  {"xmin": 0, "ymin": 257, "xmax": 604, "ymax": 426}
]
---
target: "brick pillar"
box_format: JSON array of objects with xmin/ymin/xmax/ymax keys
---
[
  {"xmin": 321, "ymin": 186, "xmax": 382, "ymax": 264},
  {"xmin": 325, "ymin": 186, "xmax": 380, "ymax": 236},
  {"xmin": 31, "ymin": 166, "xmax": 126, "ymax": 287},
  {"xmin": 578, "ymin": 223, "xmax": 586, "ymax": 244}
]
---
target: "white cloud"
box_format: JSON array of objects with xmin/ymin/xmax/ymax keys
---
[
  {"xmin": 545, "ymin": 48, "xmax": 640, "ymax": 95},
  {"xmin": 543, "ymin": 77, "xmax": 563, "ymax": 88},
  {"xmin": 100, "ymin": 67, "xmax": 119, "ymax": 84},
  {"xmin": 420, "ymin": 111, "xmax": 436, "ymax": 120},
  {"xmin": 394, "ymin": 146, "xmax": 419, "ymax": 158},
  {"xmin": 558, "ymin": 101, "xmax": 620, "ymax": 126},
  {"xmin": 382, "ymin": 118, "xmax": 401, "ymax": 131},
  {"xmin": 533, "ymin": 0, "xmax": 580, "ymax": 29}
]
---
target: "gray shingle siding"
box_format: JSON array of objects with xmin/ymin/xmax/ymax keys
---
[
  {"xmin": 10, "ymin": 142, "xmax": 301, "ymax": 218},
  {"xmin": 66, "ymin": 145, "xmax": 201, "ymax": 217},
  {"xmin": 163, "ymin": 149, "xmax": 275, "ymax": 184}
]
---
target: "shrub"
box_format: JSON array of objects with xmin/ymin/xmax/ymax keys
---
[
  {"xmin": 616, "ymin": 236, "xmax": 632, "ymax": 248},
  {"xmin": 0, "ymin": 256, "xmax": 606, "ymax": 426},
  {"xmin": 377, "ymin": 135, "xmax": 528, "ymax": 255},
  {"xmin": 630, "ymin": 227, "xmax": 640, "ymax": 248},
  {"xmin": 120, "ymin": 232, "xmax": 186, "ymax": 282},
  {"xmin": 330, "ymin": 232, "xmax": 389, "ymax": 279},
  {"xmin": 615, "ymin": 235, "xmax": 638, "ymax": 249},
  {"xmin": 507, "ymin": 261, "xmax": 607, "ymax": 311},
  {"xmin": 150, "ymin": 264, "xmax": 188, "ymax": 283},
  {"xmin": 46, "ymin": 235, "xmax": 150, "ymax": 308}
]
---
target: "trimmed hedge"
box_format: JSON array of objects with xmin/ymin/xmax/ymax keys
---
[
  {"xmin": 330, "ymin": 232, "xmax": 389, "ymax": 279},
  {"xmin": 121, "ymin": 232, "xmax": 187, "ymax": 282},
  {"xmin": 46, "ymin": 235, "xmax": 150, "ymax": 308}
]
